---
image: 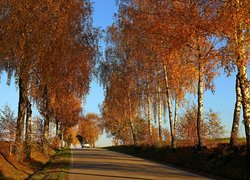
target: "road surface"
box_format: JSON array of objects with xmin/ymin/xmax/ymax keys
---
[{"xmin": 69, "ymin": 148, "xmax": 211, "ymax": 180}]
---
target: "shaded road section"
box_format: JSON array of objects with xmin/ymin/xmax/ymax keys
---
[{"xmin": 69, "ymin": 148, "xmax": 211, "ymax": 180}]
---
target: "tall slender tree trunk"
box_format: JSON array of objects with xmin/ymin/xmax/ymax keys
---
[
  {"xmin": 158, "ymin": 86, "xmax": 162, "ymax": 143},
  {"xmin": 163, "ymin": 64, "xmax": 175, "ymax": 149},
  {"xmin": 230, "ymin": 74, "xmax": 242, "ymax": 147},
  {"xmin": 114, "ymin": 138, "xmax": 119, "ymax": 146},
  {"xmin": 54, "ymin": 119, "xmax": 60, "ymax": 148},
  {"xmin": 234, "ymin": 9, "xmax": 250, "ymax": 156},
  {"xmin": 25, "ymin": 99, "xmax": 32, "ymax": 159},
  {"xmin": 60, "ymin": 123, "xmax": 64, "ymax": 148},
  {"xmin": 197, "ymin": 63, "xmax": 205, "ymax": 150},
  {"xmin": 234, "ymin": 0, "xmax": 250, "ymax": 158},
  {"xmin": 15, "ymin": 77, "xmax": 27, "ymax": 161},
  {"xmin": 43, "ymin": 114, "xmax": 49, "ymax": 154},
  {"xmin": 56, "ymin": 119, "xmax": 59, "ymax": 137},
  {"xmin": 173, "ymin": 98, "xmax": 178, "ymax": 148},
  {"xmin": 128, "ymin": 94, "xmax": 137, "ymax": 146},
  {"xmin": 147, "ymin": 94, "xmax": 153, "ymax": 142},
  {"xmin": 238, "ymin": 65, "xmax": 250, "ymax": 156},
  {"xmin": 42, "ymin": 85, "xmax": 50, "ymax": 155}
]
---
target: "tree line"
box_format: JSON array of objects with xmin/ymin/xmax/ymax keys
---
[
  {"xmin": 0, "ymin": 0, "xmax": 99, "ymax": 160},
  {"xmin": 0, "ymin": 0, "xmax": 249, "ymax": 162},
  {"xmin": 99, "ymin": 0, "xmax": 249, "ymax": 156}
]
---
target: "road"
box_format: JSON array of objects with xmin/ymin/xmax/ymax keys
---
[{"xmin": 69, "ymin": 148, "xmax": 211, "ymax": 180}]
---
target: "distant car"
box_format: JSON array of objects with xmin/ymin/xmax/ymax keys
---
[{"xmin": 82, "ymin": 142, "xmax": 90, "ymax": 148}]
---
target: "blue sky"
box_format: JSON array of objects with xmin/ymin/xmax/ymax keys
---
[
  {"xmin": 0, "ymin": 0, "xmax": 247, "ymax": 147},
  {"xmin": 84, "ymin": 0, "xmax": 118, "ymax": 146},
  {"xmin": 83, "ymin": 0, "xmax": 117, "ymax": 115}
]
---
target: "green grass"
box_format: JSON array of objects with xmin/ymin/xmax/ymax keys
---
[
  {"xmin": 30, "ymin": 148, "xmax": 71, "ymax": 179},
  {"xmin": 105, "ymin": 145, "xmax": 250, "ymax": 180}
]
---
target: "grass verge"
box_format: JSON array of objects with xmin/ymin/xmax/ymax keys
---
[
  {"xmin": 105, "ymin": 145, "xmax": 250, "ymax": 180},
  {"xmin": 30, "ymin": 148, "xmax": 71, "ymax": 179}
]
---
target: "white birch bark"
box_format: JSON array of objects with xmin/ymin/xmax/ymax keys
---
[
  {"xmin": 147, "ymin": 94, "xmax": 153, "ymax": 141},
  {"xmin": 197, "ymin": 62, "xmax": 205, "ymax": 150},
  {"xmin": 235, "ymin": 0, "xmax": 250, "ymax": 154},
  {"xmin": 163, "ymin": 64, "xmax": 175, "ymax": 149},
  {"xmin": 15, "ymin": 77, "xmax": 27, "ymax": 160},
  {"xmin": 173, "ymin": 98, "xmax": 178, "ymax": 148},
  {"xmin": 25, "ymin": 99, "xmax": 32, "ymax": 159},
  {"xmin": 230, "ymin": 74, "xmax": 242, "ymax": 147},
  {"xmin": 158, "ymin": 86, "xmax": 163, "ymax": 143},
  {"xmin": 128, "ymin": 94, "xmax": 137, "ymax": 146}
]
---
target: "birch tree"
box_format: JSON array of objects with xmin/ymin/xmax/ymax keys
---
[{"xmin": 218, "ymin": 0, "xmax": 249, "ymax": 153}]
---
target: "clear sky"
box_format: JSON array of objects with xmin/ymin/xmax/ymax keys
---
[
  {"xmin": 0, "ymin": 0, "xmax": 248, "ymax": 148},
  {"xmin": 84, "ymin": 0, "xmax": 118, "ymax": 146}
]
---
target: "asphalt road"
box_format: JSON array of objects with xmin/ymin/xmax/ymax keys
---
[{"xmin": 69, "ymin": 148, "xmax": 211, "ymax": 180}]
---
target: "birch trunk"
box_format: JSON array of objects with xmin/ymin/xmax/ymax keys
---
[
  {"xmin": 238, "ymin": 65, "xmax": 250, "ymax": 155},
  {"xmin": 15, "ymin": 77, "xmax": 27, "ymax": 160},
  {"xmin": 239, "ymin": 66, "xmax": 250, "ymax": 157},
  {"xmin": 234, "ymin": 2, "xmax": 250, "ymax": 155},
  {"xmin": 128, "ymin": 95, "xmax": 137, "ymax": 146},
  {"xmin": 163, "ymin": 64, "xmax": 175, "ymax": 149},
  {"xmin": 56, "ymin": 119, "xmax": 59, "ymax": 137},
  {"xmin": 43, "ymin": 114, "xmax": 49, "ymax": 154},
  {"xmin": 230, "ymin": 74, "xmax": 242, "ymax": 147},
  {"xmin": 42, "ymin": 85, "xmax": 50, "ymax": 155},
  {"xmin": 25, "ymin": 99, "xmax": 32, "ymax": 159},
  {"xmin": 158, "ymin": 86, "xmax": 162, "ymax": 143},
  {"xmin": 60, "ymin": 123, "xmax": 64, "ymax": 148},
  {"xmin": 147, "ymin": 94, "xmax": 153, "ymax": 142},
  {"xmin": 173, "ymin": 98, "xmax": 178, "ymax": 148},
  {"xmin": 197, "ymin": 63, "xmax": 205, "ymax": 150},
  {"xmin": 231, "ymin": 0, "xmax": 250, "ymax": 158}
]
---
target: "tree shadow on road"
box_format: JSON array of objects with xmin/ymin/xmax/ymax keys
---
[{"xmin": 52, "ymin": 170, "xmax": 154, "ymax": 180}]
